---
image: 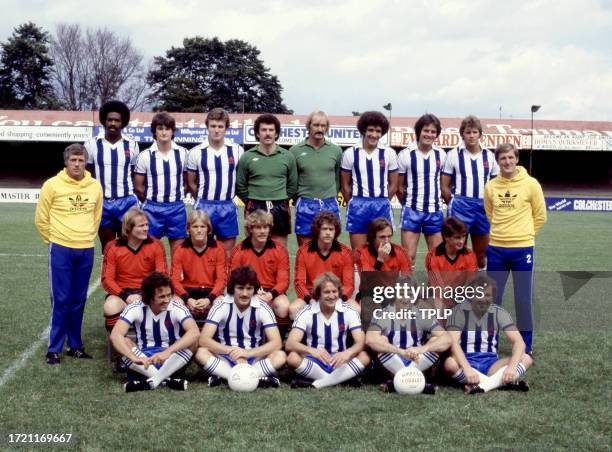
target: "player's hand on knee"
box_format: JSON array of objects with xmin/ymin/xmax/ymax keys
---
[
  {"xmin": 330, "ymin": 350, "xmax": 351, "ymax": 368},
  {"xmin": 187, "ymin": 298, "xmax": 198, "ymax": 311},
  {"xmin": 503, "ymin": 366, "xmax": 517, "ymax": 384},
  {"xmin": 197, "ymin": 298, "xmax": 211, "ymax": 310},
  {"xmin": 126, "ymin": 294, "xmax": 141, "ymax": 304},
  {"xmin": 465, "ymin": 367, "xmax": 479, "ymax": 384},
  {"xmin": 151, "ymin": 350, "xmax": 171, "ymax": 365}
]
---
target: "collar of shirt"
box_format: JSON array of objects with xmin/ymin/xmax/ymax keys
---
[
  {"xmin": 308, "ymin": 239, "xmax": 341, "ymax": 253},
  {"xmin": 221, "ymin": 294, "xmax": 262, "ymax": 308},
  {"xmin": 435, "ymin": 242, "xmax": 468, "ymax": 257},
  {"xmin": 149, "ymin": 141, "xmax": 179, "ymax": 153},
  {"xmin": 241, "ymin": 237, "xmax": 276, "ymax": 251}
]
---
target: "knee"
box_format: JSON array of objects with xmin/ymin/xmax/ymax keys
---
[
  {"xmin": 444, "ymin": 357, "xmax": 458, "ymax": 374},
  {"xmin": 286, "ymin": 351, "xmax": 303, "ymax": 369},
  {"xmin": 269, "ymin": 350, "xmax": 287, "ymax": 368},
  {"xmin": 356, "ymin": 351, "xmax": 370, "ymax": 367},
  {"xmin": 274, "ymin": 296, "xmax": 290, "ymax": 318},
  {"xmin": 522, "ymin": 353, "xmax": 534, "ymax": 369},
  {"xmin": 195, "ymin": 347, "xmax": 211, "ymax": 365},
  {"xmin": 104, "ymin": 296, "xmax": 125, "ymax": 316}
]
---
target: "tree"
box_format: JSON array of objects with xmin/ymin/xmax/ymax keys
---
[
  {"xmin": 0, "ymin": 22, "xmax": 58, "ymax": 109},
  {"xmin": 50, "ymin": 24, "xmax": 148, "ymax": 111},
  {"xmin": 147, "ymin": 37, "xmax": 292, "ymax": 113}
]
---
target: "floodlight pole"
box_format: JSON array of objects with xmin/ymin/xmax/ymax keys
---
[{"xmin": 530, "ymin": 105, "xmax": 541, "ymax": 175}]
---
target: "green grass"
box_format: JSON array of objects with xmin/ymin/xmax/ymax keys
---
[{"xmin": 0, "ymin": 205, "xmax": 610, "ymax": 451}]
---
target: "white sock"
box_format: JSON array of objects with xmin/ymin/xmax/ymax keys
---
[
  {"xmin": 254, "ymin": 359, "xmax": 277, "ymax": 378},
  {"xmin": 123, "ymin": 347, "xmax": 158, "ymax": 379},
  {"xmin": 312, "ymin": 358, "xmax": 365, "ymax": 389},
  {"xmin": 203, "ymin": 355, "xmax": 232, "ymax": 380},
  {"xmin": 379, "ymin": 353, "xmax": 406, "ymax": 375},
  {"xmin": 149, "ymin": 349, "xmax": 193, "ymax": 388},
  {"xmin": 452, "ymin": 369, "xmax": 467, "ymax": 384},
  {"xmin": 295, "ymin": 358, "xmax": 328, "ymax": 380},
  {"xmin": 409, "ymin": 352, "xmax": 439, "ymax": 372},
  {"xmin": 480, "ymin": 366, "xmax": 505, "ymax": 392},
  {"xmin": 478, "ymin": 267, "xmax": 487, "ymax": 272}
]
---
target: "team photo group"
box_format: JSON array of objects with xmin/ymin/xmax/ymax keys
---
[{"xmin": 34, "ymin": 99, "xmax": 546, "ymax": 395}]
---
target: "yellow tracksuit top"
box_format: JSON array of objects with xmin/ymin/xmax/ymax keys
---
[
  {"xmin": 484, "ymin": 166, "xmax": 547, "ymax": 248},
  {"xmin": 35, "ymin": 169, "xmax": 103, "ymax": 249}
]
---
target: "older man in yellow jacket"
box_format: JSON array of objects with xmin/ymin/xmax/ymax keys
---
[
  {"xmin": 35, "ymin": 144, "xmax": 103, "ymax": 365},
  {"xmin": 484, "ymin": 143, "xmax": 547, "ymax": 354}
]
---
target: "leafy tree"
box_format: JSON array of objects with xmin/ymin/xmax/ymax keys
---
[
  {"xmin": 147, "ymin": 37, "xmax": 292, "ymax": 113},
  {"xmin": 0, "ymin": 22, "xmax": 58, "ymax": 109}
]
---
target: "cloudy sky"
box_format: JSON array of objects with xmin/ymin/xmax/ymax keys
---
[{"xmin": 1, "ymin": 0, "xmax": 611, "ymax": 121}]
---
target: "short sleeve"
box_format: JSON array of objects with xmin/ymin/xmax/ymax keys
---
[
  {"xmin": 185, "ymin": 147, "xmax": 199, "ymax": 171},
  {"xmin": 386, "ymin": 147, "xmax": 398, "ymax": 172},
  {"xmin": 441, "ymin": 149, "xmax": 457, "ymax": 175},
  {"xmin": 346, "ymin": 306, "xmax": 362, "ymax": 331},
  {"xmin": 397, "ymin": 149, "xmax": 409, "ymax": 175},
  {"xmin": 341, "ymin": 147, "xmax": 355, "ymax": 171},
  {"xmin": 446, "ymin": 305, "xmax": 466, "ymax": 331},
  {"xmin": 496, "ymin": 307, "xmax": 515, "ymax": 330},
  {"xmin": 292, "ymin": 307, "xmax": 310, "ymax": 331},
  {"xmin": 206, "ymin": 298, "xmax": 228, "ymax": 325},
  {"xmin": 84, "ymin": 139, "xmax": 96, "ymax": 164},
  {"xmin": 489, "ymin": 151, "xmax": 499, "ymax": 178},
  {"xmin": 171, "ymin": 301, "xmax": 193, "ymax": 324},
  {"xmin": 134, "ymin": 150, "xmax": 148, "ymax": 175},
  {"xmin": 119, "ymin": 303, "xmax": 143, "ymax": 326},
  {"xmin": 258, "ymin": 304, "xmax": 277, "ymax": 328}
]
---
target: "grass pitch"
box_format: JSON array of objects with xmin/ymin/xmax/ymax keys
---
[{"xmin": 0, "ymin": 205, "xmax": 610, "ymax": 451}]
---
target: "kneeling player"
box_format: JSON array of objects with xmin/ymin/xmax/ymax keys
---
[
  {"xmin": 286, "ymin": 272, "xmax": 370, "ymax": 389},
  {"xmin": 444, "ymin": 274, "xmax": 533, "ymax": 393},
  {"xmin": 195, "ymin": 266, "xmax": 286, "ymax": 388},
  {"xmin": 171, "ymin": 210, "xmax": 227, "ymax": 322},
  {"xmin": 110, "ymin": 272, "xmax": 199, "ymax": 392},
  {"xmin": 365, "ymin": 275, "xmax": 451, "ymax": 393},
  {"xmin": 230, "ymin": 210, "xmax": 290, "ymax": 333}
]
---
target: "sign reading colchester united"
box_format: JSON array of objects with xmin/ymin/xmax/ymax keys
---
[
  {"xmin": 93, "ymin": 126, "xmax": 243, "ymax": 144},
  {"xmin": 243, "ymin": 124, "xmax": 383, "ymax": 146},
  {"xmin": 546, "ymin": 197, "xmax": 612, "ymax": 212}
]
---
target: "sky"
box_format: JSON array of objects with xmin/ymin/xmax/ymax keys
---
[{"xmin": 1, "ymin": 0, "xmax": 611, "ymax": 121}]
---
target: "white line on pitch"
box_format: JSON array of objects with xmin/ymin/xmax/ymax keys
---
[{"xmin": 0, "ymin": 277, "xmax": 101, "ymax": 389}]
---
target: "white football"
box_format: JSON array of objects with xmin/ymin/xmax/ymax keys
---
[
  {"xmin": 228, "ymin": 363, "xmax": 259, "ymax": 392},
  {"xmin": 393, "ymin": 367, "xmax": 426, "ymax": 395}
]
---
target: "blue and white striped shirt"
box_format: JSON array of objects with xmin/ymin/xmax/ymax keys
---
[
  {"xmin": 442, "ymin": 145, "xmax": 498, "ymax": 199},
  {"xmin": 370, "ymin": 305, "xmax": 440, "ymax": 348},
  {"xmin": 134, "ymin": 141, "xmax": 188, "ymax": 203},
  {"xmin": 119, "ymin": 299, "xmax": 192, "ymax": 349},
  {"xmin": 186, "ymin": 141, "xmax": 244, "ymax": 201},
  {"xmin": 341, "ymin": 146, "xmax": 398, "ymax": 198},
  {"xmin": 447, "ymin": 303, "xmax": 514, "ymax": 354},
  {"xmin": 206, "ymin": 295, "xmax": 277, "ymax": 350},
  {"xmin": 85, "ymin": 134, "xmax": 140, "ymax": 199},
  {"xmin": 397, "ymin": 145, "xmax": 446, "ymax": 212},
  {"xmin": 292, "ymin": 300, "xmax": 362, "ymax": 354}
]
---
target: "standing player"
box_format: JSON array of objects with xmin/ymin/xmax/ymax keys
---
[
  {"xmin": 230, "ymin": 210, "xmax": 290, "ymax": 335},
  {"xmin": 186, "ymin": 108, "xmax": 244, "ymax": 256},
  {"xmin": 101, "ymin": 208, "xmax": 168, "ymax": 343},
  {"xmin": 341, "ymin": 111, "xmax": 398, "ymax": 250},
  {"xmin": 397, "ymin": 113, "xmax": 446, "ymax": 268},
  {"xmin": 484, "ymin": 143, "xmax": 547, "ymax": 353},
  {"xmin": 134, "ymin": 112, "xmax": 188, "ymax": 255},
  {"xmin": 286, "ymin": 272, "xmax": 370, "ymax": 389},
  {"xmin": 35, "ymin": 144, "xmax": 103, "ymax": 364},
  {"xmin": 355, "ymin": 217, "xmax": 412, "ymax": 273},
  {"xmin": 291, "ymin": 211, "xmax": 355, "ymax": 319},
  {"xmin": 195, "ymin": 266, "xmax": 287, "ymax": 388},
  {"xmin": 85, "ymin": 100, "xmax": 139, "ymax": 252},
  {"xmin": 441, "ymin": 115, "xmax": 499, "ymax": 269},
  {"xmin": 425, "ymin": 217, "xmax": 478, "ymax": 311},
  {"xmin": 171, "ymin": 210, "xmax": 227, "ymax": 323},
  {"xmin": 290, "ymin": 110, "xmax": 343, "ymax": 246},
  {"xmin": 236, "ymin": 114, "xmax": 298, "ymax": 247},
  {"xmin": 365, "ymin": 275, "xmax": 451, "ymax": 393},
  {"xmin": 444, "ymin": 274, "xmax": 533, "ymax": 393},
  {"xmin": 110, "ymin": 272, "xmax": 199, "ymax": 392}
]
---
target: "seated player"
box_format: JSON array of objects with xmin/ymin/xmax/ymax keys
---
[
  {"xmin": 286, "ymin": 272, "xmax": 370, "ymax": 389},
  {"xmin": 365, "ymin": 274, "xmax": 451, "ymax": 393},
  {"xmin": 110, "ymin": 272, "xmax": 199, "ymax": 392},
  {"xmin": 102, "ymin": 208, "xmax": 168, "ymax": 339},
  {"xmin": 425, "ymin": 217, "xmax": 478, "ymax": 312},
  {"xmin": 195, "ymin": 266, "xmax": 287, "ymax": 388},
  {"xmin": 230, "ymin": 210, "xmax": 290, "ymax": 334},
  {"xmin": 171, "ymin": 210, "xmax": 227, "ymax": 323},
  {"xmin": 355, "ymin": 217, "xmax": 412, "ymax": 273},
  {"xmin": 444, "ymin": 274, "xmax": 533, "ymax": 394},
  {"xmin": 291, "ymin": 211, "xmax": 355, "ymax": 319}
]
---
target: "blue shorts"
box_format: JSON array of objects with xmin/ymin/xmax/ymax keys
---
[
  {"xmin": 195, "ymin": 199, "xmax": 239, "ymax": 239},
  {"xmin": 448, "ymin": 196, "xmax": 490, "ymax": 234},
  {"xmin": 142, "ymin": 200, "xmax": 187, "ymax": 240},
  {"xmin": 220, "ymin": 354, "xmax": 257, "ymax": 367},
  {"xmin": 465, "ymin": 352, "xmax": 499, "ymax": 375},
  {"xmin": 101, "ymin": 195, "xmax": 138, "ymax": 231},
  {"xmin": 295, "ymin": 197, "xmax": 341, "ymax": 236},
  {"xmin": 126, "ymin": 346, "xmax": 189, "ymax": 381},
  {"xmin": 305, "ymin": 354, "xmax": 335, "ymax": 374},
  {"xmin": 400, "ymin": 206, "xmax": 443, "ymax": 234},
  {"xmin": 346, "ymin": 197, "xmax": 394, "ymax": 234}
]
